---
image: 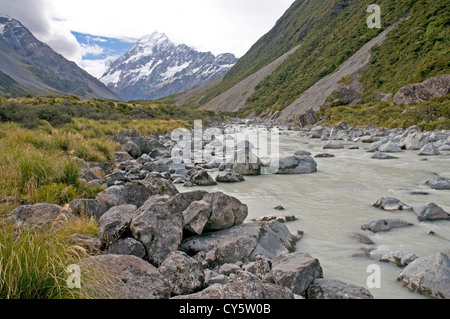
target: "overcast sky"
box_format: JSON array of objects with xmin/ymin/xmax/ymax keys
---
[{"xmin": 1, "ymin": 0, "xmax": 295, "ymax": 76}]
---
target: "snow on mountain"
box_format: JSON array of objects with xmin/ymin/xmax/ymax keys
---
[{"xmin": 100, "ymin": 31, "xmax": 237, "ymax": 101}]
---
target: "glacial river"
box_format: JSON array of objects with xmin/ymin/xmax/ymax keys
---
[{"xmin": 177, "ymin": 130, "xmax": 450, "ymax": 299}]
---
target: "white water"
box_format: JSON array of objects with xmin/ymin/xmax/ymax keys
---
[{"xmin": 177, "ymin": 130, "xmax": 450, "ymax": 299}]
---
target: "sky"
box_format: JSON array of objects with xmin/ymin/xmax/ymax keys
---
[{"xmin": 1, "ymin": 0, "xmax": 295, "ymax": 78}]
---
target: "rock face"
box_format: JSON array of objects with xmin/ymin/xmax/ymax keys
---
[
  {"xmin": 276, "ymin": 155, "xmax": 317, "ymax": 174},
  {"xmin": 415, "ymin": 203, "xmax": 450, "ymax": 222},
  {"xmin": 77, "ymin": 254, "xmax": 171, "ymax": 299},
  {"xmin": 361, "ymin": 219, "xmax": 413, "ymax": 233},
  {"xmin": 393, "ymin": 75, "xmax": 450, "ymax": 105},
  {"xmin": 159, "ymin": 251, "xmax": 205, "ymax": 296},
  {"xmin": 173, "ymin": 271, "xmax": 294, "ymax": 299},
  {"xmin": 130, "ymin": 195, "xmax": 184, "ymax": 266},
  {"xmin": 373, "ymin": 197, "xmax": 413, "ymax": 211},
  {"xmin": 306, "ymin": 279, "xmax": 374, "ymax": 299},
  {"xmin": 397, "ymin": 253, "xmax": 450, "ymax": 299},
  {"xmin": 180, "ymin": 221, "xmax": 298, "ymax": 266},
  {"xmin": 271, "ymin": 253, "xmax": 323, "ymax": 296}
]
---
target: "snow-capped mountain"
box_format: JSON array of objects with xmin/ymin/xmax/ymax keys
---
[
  {"xmin": 100, "ymin": 31, "xmax": 238, "ymax": 101},
  {"xmin": 0, "ymin": 15, "xmax": 120, "ymax": 99}
]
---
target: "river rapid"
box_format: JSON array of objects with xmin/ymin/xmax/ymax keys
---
[{"xmin": 177, "ymin": 129, "xmax": 450, "ymax": 299}]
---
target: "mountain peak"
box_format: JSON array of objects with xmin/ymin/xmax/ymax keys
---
[{"xmin": 137, "ymin": 31, "xmax": 169, "ymax": 46}]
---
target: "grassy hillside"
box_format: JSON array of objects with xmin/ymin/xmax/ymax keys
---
[
  {"xmin": 189, "ymin": 0, "xmax": 448, "ymax": 118},
  {"xmin": 0, "ymin": 70, "xmax": 28, "ymax": 97}
]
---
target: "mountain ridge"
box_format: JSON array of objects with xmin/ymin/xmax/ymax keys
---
[{"xmin": 100, "ymin": 31, "xmax": 237, "ymax": 101}]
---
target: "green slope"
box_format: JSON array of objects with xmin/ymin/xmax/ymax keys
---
[
  {"xmin": 191, "ymin": 0, "xmax": 449, "ymax": 117},
  {"xmin": 0, "ymin": 70, "xmax": 27, "ymax": 98}
]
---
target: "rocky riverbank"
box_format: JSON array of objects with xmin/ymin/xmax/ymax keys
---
[{"xmin": 5, "ymin": 119, "xmax": 450, "ymax": 299}]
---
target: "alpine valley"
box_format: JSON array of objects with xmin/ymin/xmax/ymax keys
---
[{"xmin": 100, "ymin": 31, "xmax": 238, "ymax": 101}]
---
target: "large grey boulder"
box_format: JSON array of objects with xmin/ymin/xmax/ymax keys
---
[
  {"xmin": 95, "ymin": 182, "xmax": 151, "ymax": 216},
  {"xmin": 98, "ymin": 205, "xmax": 137, "ymax": 247},
  {"xmin": 323, "ymin": 140, "xmax": 344, "ymax": 150},
  {"xmin": 379, "ymin": 141, "xmax": 402, "ymax": 153},
  {"xmin": 418, "ymin": 143, "xmax": 441, "ymax": 156},
  {"xmin": 78, "ymin": 254, "xmax": 170, "ymax": 299},
  {"xmin": 202, "ymin": 192, "xmax": 248, "ymax": 232},
  {"xmin": 276, "ymin": 155, "xmax": 317, "ymax": 175},
  {"xmin": 402, "ymin": 132, "xmax": 432, "ymax": 150},
  {"xmin": 180, "ymin": 221, "xmax": 298, "ymax": 266},
  {"xmin": 271, "ymin": 253, "xmax": 323, "ymax": 296},
  {"xmin": 159, "ymin": 251, "xmax": 205, "ymax": 296},
  {"xmin": 415, "ymin": 203, "xmax": 450, "ymax": 222},
  {"xmin": 373, "ymin": 197, "xmax": 413, "ymax": 211},
  {"xmin": 361, "ymin": 219, "xmax": 413, "ymax": 233},
  {"xmin": 68, "ymin": 199, "xmax": 102, "ymax": 220},
  {"xmin": 397, "ymin": 253, "xmax": 450, "ymax": 299},
  {"xmin": 183, "ymin": 200, "xmax": 212, "ymax": 235},
  {"xmin": 173, "ymin": 271, "xmax": 294, "ymax": 299},
  {"xmin": 233, "ymin": 152, "xmax": 263, "ymax": 176},
  {"xmin": 104, "ymin": 237, "xmax": 146, "ymax": 258},
  {"xmin": 130, "ymin": 195, "xmax": 184, "ymax": 266},
  {"xmin": 216, "ymin": 170, "xmax": 245, "ymax": 183},
  {"xmin": 139, "ymin": 173, "xmax": 179, "ymax": 196},
  {"xmin": 425, "ymin": 174, "xmax": 450, "ymax": 190},
  {"xmin": 393, "ymin": 74, "xmax": 450, "ymax": 105},
  {"xmin": 184, "ymin": 170, "xmax": 217, "ymax": 187},
  {"xmin": 306, "ymin": 279, "xmax": 374, "ymax": 299},
  {"xmin": 8, "ymin": 203, "xmax": 73, "ymax": 230}
]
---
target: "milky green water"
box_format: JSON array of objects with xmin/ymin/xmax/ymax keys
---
[{"xmin": 177, "ymin": 131, "xmax": 450, "ymax": 299}]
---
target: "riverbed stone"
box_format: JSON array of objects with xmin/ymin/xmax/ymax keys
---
[
  {"xmin": 418, "ymin": 143, "xmax": 441, "ymax": 156},
  {"xmin": 202, "ymin": 192, "xmax": 248, "ymax": 232},
  {"xmin": 323, "ymin": 140, "xmax": 344, "ymax": 150},
  {"xmin": 159, "ymin": 251, "xmax": 205, "ymax": 296},
  {"xmin": 77, "ymin": 254, "xmax": 171, "ymax": 299},
  {"xmin": 371, "ymin": 152, "xmax": 398, "ymax": 160},
  {"xmin": 104, "ymin": 237, "xmax": 146, "ymax": 258},
  {"xmin": 276, "ymin": 155, "xmax": 317, "ymax": 174},
  {"xmin": 98, "ymin": 204, "xmax": 137, "ymax": 247},
  {"xmin": 68, "ymin": 199, "xmax": 102, "ymax": 220},
  {"xmin": 271, "ymin": 253, "xmax": 323, "ymax": 296},
  {"xmin": 379, "ymin": 141, "xmax": 402, "ymax": 153},
  {"xmin": 373, "ymin": 197, "xmax": 413, "ymax": 211},
  {"xmin": 415, "ymin": 203, "xmax": 450, "ymax": 222},
  {"xmin": 8, "ymin": 203, "xmax": 73, "ymax": 230},
  {"xmin": 380, "ymin": 251, "xmax": 418, "ymax": 267},
  {"xmin": 397, "ymin": 253, "xmax": 450, "ymax": 299},
  {"xmin": 425, "ymin": 174, "xmax": 450, "ymax": 190},
  {"xmin": 361, "ymin": 219, "xmax": 413, "ymax": 233},
  {"xmin": 216, "ymin": 170, "xmax": 245, "ymax": 183},
  {"xmin": 306, "ymin": 279, "xmax": 374, "ymax": 299}
]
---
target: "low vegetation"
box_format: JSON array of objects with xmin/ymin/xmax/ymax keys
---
[{"xmin": 317, "ymin": 94, "xmax": 450, "ymax": 130}]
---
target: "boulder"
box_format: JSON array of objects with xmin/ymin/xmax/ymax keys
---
[
  {"xmin": 95, "ymin": 182, "xmax": 151, "ymax": 216},
  {"xmin": 415, "ymin": 203, "xmax": 450, "ymax": 222},
  {"xmin": 233, "ymin": 152, "xmax": 263, "ymax": 176},
  {"xmin": 393, "ymin": 75, "xmax": 450, "ymax": 105},
  {"xmin": 276, "ymin": 155, "xmax": 317, "ymax": 175},
  {"xmin": 352, "ymin": 233, "xmax": 375, "ymax": 245},
  {"xmin": 294, "ymin": 150, "xmax": 312, "ymax": 156},
  {"xmin": 418, "ymin": 143, "xmax": 441, "ymax": 156},
  {"xmin": 140, "ymin": 173, "xmax": 179, "ymax": 196},
  {"xmin": 402, "ymin": 132, "xmax": 432, "ymax": 150},
  {"xmin": 159, "ymin": 251, "xmax": 205, "ymax": 296},
  {"xmin": 142, "ymin": 158, "xmax": 174, "ymax": 173},
  {"xmin": 216, "ymin": 170, "xmax": 245, "ymax": 183},
  {"xmin": 180, "ymin": 221, "xmax": 298, "ymax": 266},
  {"xmin": 397, "ymin": 253, "xmax": 450, "ymax": 299},
  {"xmin": 323, "ymin": 140, "xmax": 344, "ymax": 150},
  {"xmin": 69, "ymin": 234, "xmax": 102, "ymax": 255},
  {"xmin": 243, "ymin": 255, "xmax": 273, "ymax": 281},
  {"xmin": 306, "ymin": 279, "xmax": 374, "ymax": 299},
  {"xmin": 78, "ymin": 254, "xmax": 170, "ymax": 299},
  {"xmin": 184, "ymin": 170, "xmax": 217, "ymax": 187},
  {"xmin": 182, "ymin": 200, "xmax": 212, "ymax": 235},
  {"xmin": 114, "ymin": 151, "xmax": 134, "ymax": 163},
  {"xmin": 254, "ymin": 215, "xmax": 297, "ymax": 223},
  {"xmin": 379, "ymin": 141, "xmax": 402, "ymax": 153},
  {"xmin": 380, "ymin": 251, "xmax": 418, "ymax": 267},
  {"xmin": 130, "ymin": 195, "xmax": 184, "ymax": 266},
  {"xmin": 68, "ymin": 199, "xmax": 102, "ymax": 220},
  {"xmin": 373, "ymin": 197, "xmax": 413, "ymax": 211},
  {"xmin": 425, "ymin": 174, "xmax": 450, "ymax": 190},
  {"xmin": 371, "ymin": 152, "xmax": 398, "ymax": 160},
  {"xmin": 173, "ymin": 271, "xmax": 294, "ymax": 299},
  {"xmin": 315, "ymin": 153, "xmax": 335, "ymax": 158},
  {"xmin": 98, "ymin": 205, "xmax": 137, "ymax": 247},
  {"xmin": 8, "ymin": 203, "xmax": 73, "ymax": 230},
  {"xmin": 104, "ymin": 237, "xmax": 146, "ymax": 258},
  {"xmin": 361, "ymin": 219, "xmax": 413, "ymax": 233},
  {"xmin": 271, "ymin": 253, "xmax": 323, "ymax": 296},
  {"xmin": 202, "ymin": 192, "xmax": 248, "ymax": 232}
]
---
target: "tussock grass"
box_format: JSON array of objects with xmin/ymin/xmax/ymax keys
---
[{"xmin": 0, "ymin": 216, "xmax": 113, "ymax": 299}]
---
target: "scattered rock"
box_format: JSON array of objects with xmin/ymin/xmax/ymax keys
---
[
  {"xmin": 415, "ymin": 203, "xmax": 450, "ymax": 222},
  {"xmin": 69, "ymin": 234, "xmax": 102, "ymax": 255},
  {"xmin": 271, "ymin": 253, "xmax": 323, "ymax": 296},
  {"xmin": 371, "ymin": 152, "xmax": 398, "ymax": 160},
  {"xmin": 254, "ymin": 215, "xmax": 297, "ymax": 223},
  {"xmin": 159, "ymin": 251, "xmax": 205, "ymax": 296},
  {"xmin": 306, "ymin": 279, "xmax": 374, "ymax": 299},
  {"xmin": 380, "ymin": 251, "xmax": 418, "ymax": 267},
  {"xmin": 418, "ymin": 143, "xmax": 441, "ymax": 156},
  {"xmin": 393, "ymin": 74, "xmax": 450, "ymax": 105},
  {"xmin": 104, "ymin": 237, "xmax": 146, "ymax": 258},
  {"xmin": 276, "ymin": 155, "xmax": 317, "ymax": 174},
  {"xmin": 373, "ymin": 197, "xmax": 413, "ymax": 211},
  {"xmin": 323, "ymin": 140, "xmax": 344, "ymax": 150},
  {"xmin": 361, "ymin": 219, "xmax": 414, "ymax": 233},
  {"xmin": 315, "ymin": 153, "xmax": 335, "ymax": 158},
  {"xmin": 68, "ymin": 199, "xmax": 102, "ymax": 220},
  {"xmin": 379, "ymin": 141, "xmax": 402, "ymax": 153},
  {"xmin": 98, "ymin": 205, "xmax": 137, "ymax": 247},
  {"xmin": 425, "ymin": 174, "xmax": 450, "ymax": 190},
  {"xmin": 184, "ymin": 170, "xmax": 217, "ymax": 187},
  {"xmin": 215, "ymin": 170, "xmax": 245, "ymax": 183},
  {"xmin": 8, "ymin": 203, "xmax": 73, "ymax": 230},
  {"xmin": 352, "ymin": 233, "xmax": 375, "ymax": 245},
  {"xmin": 397, "ymin": 253, "xmax": 450, "ymax": 299},
  {"xmin": 78, "ymin": 254, "xmax": 171, "ymax": 299}
]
